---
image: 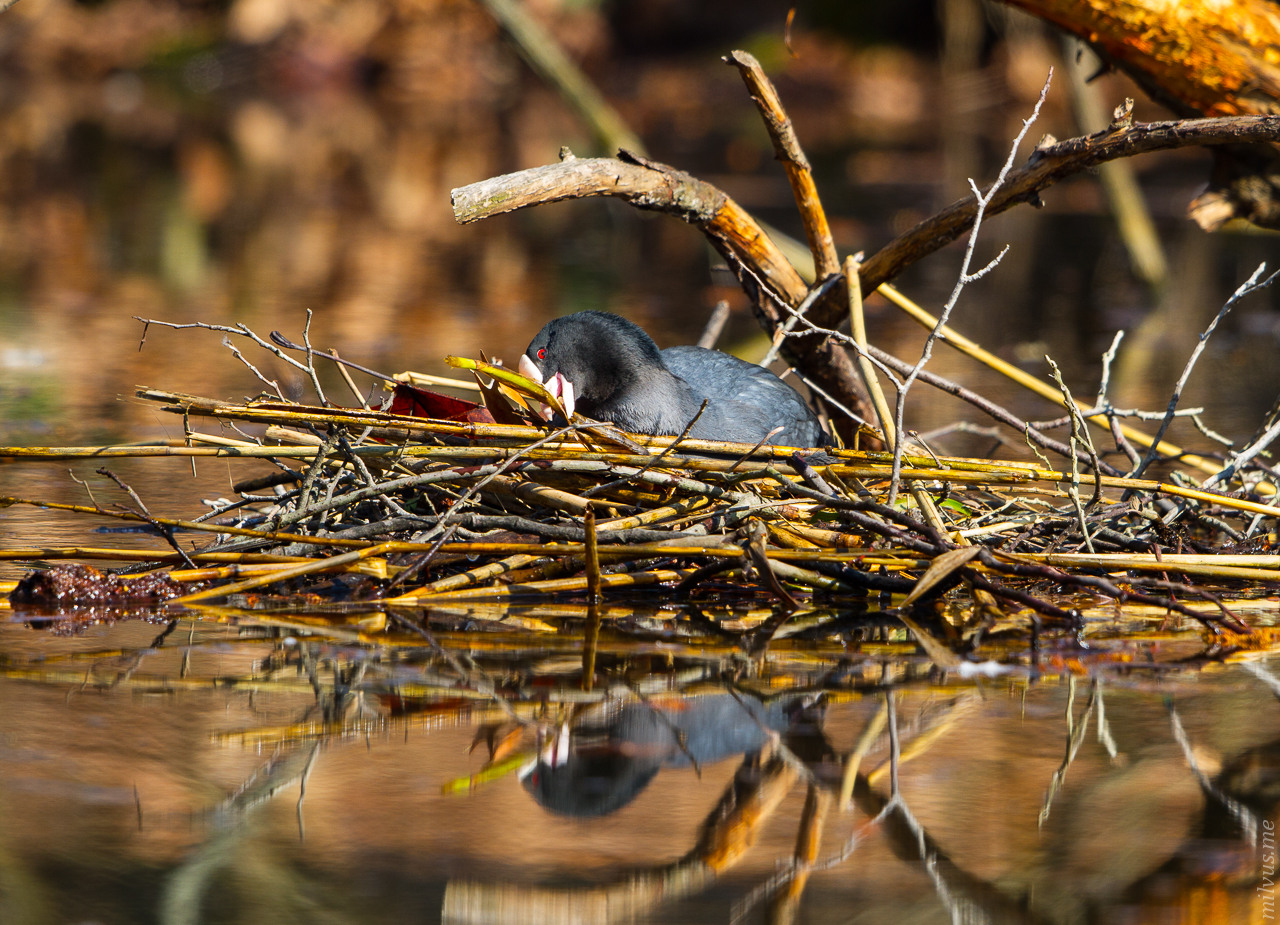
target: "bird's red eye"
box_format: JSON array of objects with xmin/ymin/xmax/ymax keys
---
[{"xmin": 537, "ymin": 348, "xmax": 546, "ymax": 359}]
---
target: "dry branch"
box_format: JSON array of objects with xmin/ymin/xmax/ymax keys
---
[
  {"xmin": 999, "ymin": 0, "xmax": 1280, "ymax": 228},
  {"xmin": 726, "ymin": 49, "xmax": 840, "ymax": 279},
  {"xmin": 452, "ymin": 153, "xmax": 807, "ymax": 305},
  {"xmin": 847, "ymin": 113, "xmax": 1280, "ymax": 325}
]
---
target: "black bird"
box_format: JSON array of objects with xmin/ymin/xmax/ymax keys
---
[{"xmin": 519, "ymin": 310, "xmax": 829, "ymax": 447}]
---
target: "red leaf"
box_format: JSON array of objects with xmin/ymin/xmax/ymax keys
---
[{"xmin": 389, "ymin": 383, "xmax": 495, "ymax": 424}]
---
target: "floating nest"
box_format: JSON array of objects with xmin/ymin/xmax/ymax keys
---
[{"xmin": 2, "ymin": 363, "xmax": 1278, "ymax": 663}]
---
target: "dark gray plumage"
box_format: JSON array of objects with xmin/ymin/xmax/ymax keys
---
[{"xmin": 523, "ymin": 310, "xmax": 829, "ymax": 447}]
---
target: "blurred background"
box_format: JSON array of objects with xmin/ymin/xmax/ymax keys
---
[{"xmin": 2, "ymin": 0, "xmax": 1278, "ymax": 458}]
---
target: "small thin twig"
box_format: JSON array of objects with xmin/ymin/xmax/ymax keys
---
[
  {"xmin": 1135, "ymin": 262, "xmax": 1279, "ymax": 479},
  {"xmin": 696, "ymin": 300, "xmax": 732, "ymax": 349},
  {"xmin": 759, "ymin": 273, "xmax": 844, "ymax": 368},
  {"xmin": 846, "ymin": 255, "xmax": 896, "ymax": 448},
  {"xmin": 380, "ymin": 523, "xmax": 459, "ymax": 594},
  {"xmin": 95, "ymin": 467, "xmax": 198, "ymax": 569},
  {"xmin": 1046, "ymin": 355, "xmax": 1102, "ymax": 553},
  {"xmin": 298, "ymin": 310, "xmax": 329, "ymax": 406}
]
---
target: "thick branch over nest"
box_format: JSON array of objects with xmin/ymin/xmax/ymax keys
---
[{"xmin": 454, "ymin": 151, "xmax": 809, "ymax": 305}]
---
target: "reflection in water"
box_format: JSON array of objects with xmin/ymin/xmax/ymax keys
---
[
  {"xmin": 521, "ymin": 691, "xmax": 821, "ymax": 818},
  {"xmin": 0, "ymin": 611, "xmax": 1277, "ymax": 923}
]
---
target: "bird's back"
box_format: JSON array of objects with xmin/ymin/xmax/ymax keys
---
[{"xmin": 660, "ymin": 346, "xmax": 827, "ymax": 447}]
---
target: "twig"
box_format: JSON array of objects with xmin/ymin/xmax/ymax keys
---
[
  {"xmin": 1135, "ymin": 262, "xmax": 1279, "ymax": 479},
  {"xmin": 846, "ymin": 255, "xmax": 896, "ymax": 447},
  {"xmin": 583, "ymin": 507, "xmax": 601, "ymax": 604},
  {"xmin": 726, "ymin": 49, "xmax": 840, "ymax": 279},
  {"xmin": 1046, "ymin": 356, "xmax": 1102, "ymax": 553},
  {"xmin": 95, "ymin": 468, "xmax": 198, "ymax": 569},
  {"xmin": 758, "ymin": 273, "xmax": 843, "ymax": 368},
  {"xmin": 329, "ymin": 349, "xmax": 368, "ymax": 408},
  {"xmin": 878, "ymin": 285, "xmax": 1217, "ymax": 480},
  {"xmin": 297, "ymin": 309, "xmax": 328, "ymax": 406},
  {"xmin": 696, "ymin": 300, "xmax": 732, "ymax": 349},
  {"xmin": 136, "ymin": 317, "xmax": 325, "ymax": 391},
  {"xmin": 381, "ymin": 523, "xmax": 459, "ymax": 595}
]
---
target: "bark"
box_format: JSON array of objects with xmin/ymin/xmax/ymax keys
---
[
  {"xmin": 999, "ymin": 0, "xmax": 1280, "ymax": 228},
  {"xmin": 1001, "ymin": 0, "xmax": 1280, "ymax": 118}
]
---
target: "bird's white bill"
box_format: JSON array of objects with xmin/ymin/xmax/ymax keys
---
[
  {"xmin": 557, "ymin": 375, "xmax": 575, "ymax": 418},
  {"xmin": 518, "ymin": 353, "xmax": 575, "ymax": 420},
  {"xmin": 517, "ymin": 353, "xmax": 543, "ymax": 384}
]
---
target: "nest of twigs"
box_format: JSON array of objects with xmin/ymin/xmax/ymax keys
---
[
  {"xmin": 122, "ymin": 378, "xmax": 1280, "ymax": 646},
  {"xmin": 1, "ymin": 363, "xmax": 1276, "ymax": 655}
]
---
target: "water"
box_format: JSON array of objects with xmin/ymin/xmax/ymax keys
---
[{"xmin": 2, "ymin": 609, "xmax": 1277, "ymax": 923}]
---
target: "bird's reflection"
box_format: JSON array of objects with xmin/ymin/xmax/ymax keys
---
[{"xmin": 522, "ymin": 691, "xmax": 823, "ymax": 817}]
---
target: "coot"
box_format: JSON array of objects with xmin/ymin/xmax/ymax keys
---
[{"xmin": 519, "ymin": 310, "xmax": 829, "ymax": 447}]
